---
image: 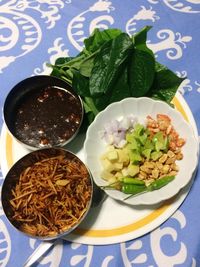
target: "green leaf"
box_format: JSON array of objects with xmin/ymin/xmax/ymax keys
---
[
  {"xmin": 48, "ymin": 66, "xmax": 73, "ymax": 85},
  {"xmin": 148, "ymin": 63, "xmax": 185, "ymax": 103},
  {"xmin": 50, "ymin": 67, "xmax": 63, "ymax": 79},
  {"xmin": 155, "ymin": 61, "xmax": 167, "ymax": 72},
  {"xmin": 89, "ymin": 40, "xmax": 112, "ymax": 96},
  {"xmin": 79, "ymin": 54, "xmax": 95, "ymax": 77},
  {"xmin": 62, "ymin": 54, "xmax": 86, "ymax": 70},
  {"xmin": 108, "ymin": 67, "xmax": 130, "ymax": 103},
  {"xmin": 84, "ymin": 28, "xmax": 122, "ymax": 53},
  {"xmin": 51, "ymin": 54, "xmax": 87, "ymax": 72},
  {"xmin": 93, "ymin": 67, "xmax": 130, "ymax": 111},
  {"xmin": 82, "ymin": 97, "xmax": 99, "ymax": 124},
  {"xmin": 128, "ymin": 48, "xmax": 155, "ymax": 97},
  {"xmin": 90, "ymin": 33, "xmax": 133, "ymax": 96},
  {"xmin": 54, "ymin": 57, "xmax": 74, "ymax": 65},
  {"xmin": 82, "ymin": 100, "xmax": 92, "ymax": 113},
  {"xmin": 84, "ymin": 97, "xmax": 99, "ymax": 115},
  {"xmin": 84, "ymin": 110, "xmax": 95, "ymax": 125},
  {"xmin": 133, "ymin": 26, "xmax": 154, "ymax": 56},
  {"xmin": 48, "ymin": 27, "xmax": 184, "ymax": 126},
  {"xmin": 72, "ymin": 70, "xmax": 90, "ymax": 96},
  {"xmin": 82, "ymin": 99, "xmax": 96, "ymax": 124},
  {"xmin": 48, "ymin": 57, "xmax": 74, "ymax": 78}
]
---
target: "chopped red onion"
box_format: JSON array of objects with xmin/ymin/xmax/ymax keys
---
[{"xmin": 101, "ymin": 115, "xmax": 137, "ymax": 147}]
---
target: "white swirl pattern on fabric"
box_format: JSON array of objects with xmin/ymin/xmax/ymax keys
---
[
  {"xmin": 0, "ymin": 0, "xmax": 200, "ymax": 265},
  {"xmin": 70, "ymin": 243, "xmax": 93, "ymax": 266},
  {"xmin": 67, "ymin": 0, "xmax": 115, "ymax": 51},
  {"xmin": 34, "ymin": 37, "xmax": 69, "ymax": 75},
  {"xmin": 148, "ymin": 30, "xmax": 192, "ymax": 59},
  {"xmin": 0, "ymin": 219, "xmax": 11, "ymax": 267},
  {"xmin": 0, "ymin": 0, "xmax": 64, "ymax": 73},
  {"xmin": 163, "ymin": 0, "xmax": 200, "ymax": 13},
  {"xmin": 126, "ymin": 6, "xmax": 159, "ymax": 35},
  {"xmin": 150, "ymin": 210, "xmax": 187, "ymax": 266}
]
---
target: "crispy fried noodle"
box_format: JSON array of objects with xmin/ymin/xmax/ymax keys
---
[{"xmin": 9, "ymin": 155, "xmax": 92, "ymax": 237}]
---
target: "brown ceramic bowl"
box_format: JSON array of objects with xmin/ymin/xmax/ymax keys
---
[
  {"xmin": 3, "ymin": 75, "xmax": 84, "ymax": 150},
  {"xmin": 1, "ymin": 147, "xmax": 93, "ymax": 240}
]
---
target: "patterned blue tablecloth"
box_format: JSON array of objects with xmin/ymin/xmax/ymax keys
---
[{"xmin": 0, "ymin": 1, "xmax": 200, "ymax": 266}]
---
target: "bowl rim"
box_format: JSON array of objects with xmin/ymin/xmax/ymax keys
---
[
  {"xmin": 3, "ymin": 75, "xmax": 84, "ymax": 150},
  {"xmin": 1, "ymin": 147, "xmax": 93, "ymax": 240},
  {"xmin": 84, "ymin": 96, "xmax": 199, "ymax": 205}
]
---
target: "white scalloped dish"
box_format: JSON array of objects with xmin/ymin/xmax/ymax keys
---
[{"xmin": 84, "ymin": 97, "xmax": 199, "ymax": 205}]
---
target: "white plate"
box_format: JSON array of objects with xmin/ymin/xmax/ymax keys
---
[
  {"xmin": 84, "ymin": 97, "xmax": 199, "ymax": 205},
  {"xmin": 0, "ymin": 93, "xmax": 199, "ymax": 245}
]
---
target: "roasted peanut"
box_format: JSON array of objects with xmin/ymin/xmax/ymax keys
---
[
  {"xmin": 176, "ymin": 153, "xmax": 183, "ymax": 160},
  {"xmin": 140, "ymin": 166, "xmax": 151, "ymax": 174},
  {"xmin": 155, "ymin": 162, "xmax": 163, "ymax": 170},
  {"xmin": 152, "ymin": 169, "xmax": 159, "ymax": 179},
  {"xmin": 174, "ymin": 148, "xmax": 181, "ymax": 154},
  {"xmin": 138, "ymin": 171, "xmax": 147, "ymax": 180},
  {"xmin": 171, "ymin": 163, "xmax": 179, "ymax": 171},
  {"xmin": 159, "ymin": 154, "xmax": 168, "ymax": 163},
  {"xmin": 166, "ymin": 157, "xmax": 176, "ymax": 165},
  {"xmin": 162, "ymin": 164, "xmax": 170, "ymax": 174},
  {"xmin": 144, "ymin": 161, "xmax": 155, "ymax": 169},
  {"xmin": 167, "ymin": 150, "xmax": 175, "ymax": 158}
]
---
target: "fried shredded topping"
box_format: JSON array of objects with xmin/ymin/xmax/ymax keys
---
[{"xmin": 9, "ymin": 155, "xmax": 92, "ymax": 237}]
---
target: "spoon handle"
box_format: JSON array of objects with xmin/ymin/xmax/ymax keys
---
[{"xmin": 23, "ymin": 239, "xmax": 59, "ymax": 267}]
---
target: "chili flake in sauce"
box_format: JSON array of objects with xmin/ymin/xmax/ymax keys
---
[{"xmin": 13, "ymin": 86, "xmax": 83, "ymax": 148}]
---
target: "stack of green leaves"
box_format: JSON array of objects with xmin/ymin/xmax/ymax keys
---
[{"xmin": 49, "ymin": 26, "xmax": 184, "ymax": 124}]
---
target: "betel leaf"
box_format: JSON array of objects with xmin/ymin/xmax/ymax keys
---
[
  {"xmin": 79, "ymin": 54, "xmax": 95, "ymax": 77},
  {"xmin": 55, "ymin": 57, "xmax": 74, "ymax": 65},
  {"xmin": 110, "ymin": 68, "xmax": 131, "ymax": 103},
  {"xmin": 93, "ymin": 67, "xmax": 130, "ymax": 111},
  {"xmin": 60, "ymin": 54, "xmax": 86, "ymax": 70},
  {"xmin": 50, "ymin": 66, "xmax": 65, "ymax": 80},
  {"xmin": 72, "ymin": 70, "xmax": 90, "ymax": 97},
  {"xmin": 84, "ymin": 28, "xmax": 122, "ymax": 53},
  {"xmin": 49, "ymin": 57, "xmax": 74, "ymax": 78},
  {"xmin": 108, "ymin": 67, "xmax": 131, "ymax": 103},
  {"xmin": 48, "ymin": 27, "xmax": 185, "ymax": 125},
  {"xmin": 90, "ymin": 33, "xmax": 133, "ymax": 96},
  {"xmin": 82, "ymin": 97, "xmax": 99, "ymax": 125},
  {"xmin": 52, "ymin": 54, "xmax": 87, "ymax": 72},
  {"xmin": 83, "ymin": 97, "xmax": 99, "ymax": 115},
  {"xmin": 155, "ymin": 61, "xmax": 167, "ymax": 72},
  {"xmin": 128, "ymin": 48, "xmax": 155, "ymax": 97},
  {"xmin": 92, "ymin": 94, "xmax": 110, "ymax": 112},
  {"xmin": 147, "ymin": 62, "xmax": 184, "ymax": 103},
  {"xmin": 133, "ymin": 26, "xmax": 153, "ymax": 56},
  {"xmin": 89, "ymin": 39, "xmax": 112, "ymax": 96},
  {"xmin": 72, "ymin": 70, "xmax": 99, "ymax": 123}
]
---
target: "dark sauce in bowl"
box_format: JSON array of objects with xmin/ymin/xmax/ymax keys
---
[{"xmin": 12, "ymin": 86, "xmax": 83, "ymax": 148}]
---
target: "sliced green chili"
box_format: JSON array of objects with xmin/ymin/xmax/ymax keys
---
[
  {"xmin": 122, "ymin": 184, "xmax": 147, "ymax": 195},
  {"xmin": 101, "ymin": 175, "xmax": 175, "ymax": 201},
  {"xmin": 147, "ymin": 175, "xmax": 175, "ymax": 191},
  {"xmin": 123, "ymin": 175, "xmax": 175, "ymax": 200},
  {"xmin": 119, "ymin": 177, "xmax": 145, "ymax": 185}
]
